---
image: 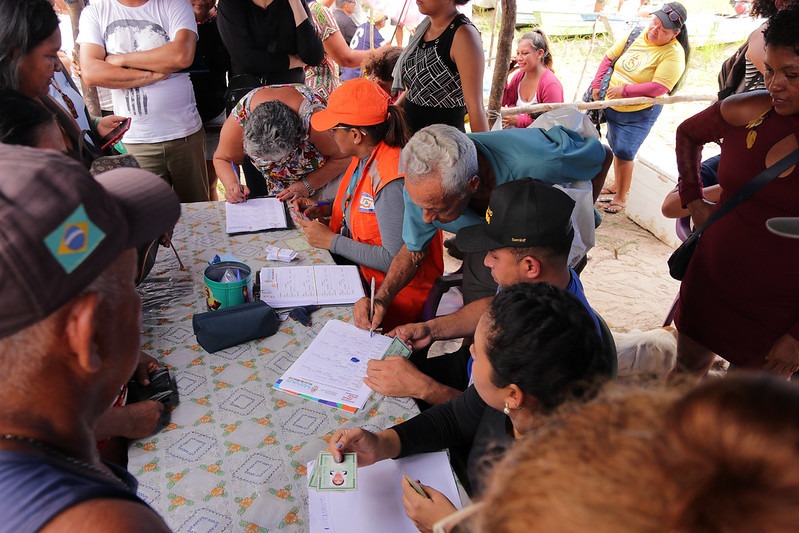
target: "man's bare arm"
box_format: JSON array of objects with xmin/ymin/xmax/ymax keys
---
[
  {"xmin": 427, "ymin": 297, "xmax": 492, "ymax": 341},
  {"xmin": 353, "ymin": 244, "xmax": 427, "ymax": 329},
  {"xmin": 105, "ymin": 29, "xmax": 197, "ymax": 73},
  {"xmin": 80, "ymin": 43, "xmax": 167, "ymax": 89}
]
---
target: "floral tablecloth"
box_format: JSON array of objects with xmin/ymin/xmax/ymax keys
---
[{"xmin": 129, "ymin": 202, "xmax": 418, "ymax": 532}]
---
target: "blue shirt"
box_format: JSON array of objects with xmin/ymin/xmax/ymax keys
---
[
  {"xmin": 401, "ymin": 127, "xmax": 606, "ymax": 251},
  {"xmin": 466, "ymin": 269, "xmax": 600, "ymax": 379}
]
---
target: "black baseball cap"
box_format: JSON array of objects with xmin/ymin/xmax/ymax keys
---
[
  {"xmin": 455, "ymin": 178, "xmax": 575, "ymax": 253},
  {"xmin": 653, "ymin": 2, "xmax": 687, "ymax": 31},
  {"xmin": 0, "ymin": 144, "xmax": 180, "ymax": 339}
]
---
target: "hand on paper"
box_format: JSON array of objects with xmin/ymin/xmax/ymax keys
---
[
  {"xmin": 134, "ymin": 351, "xmax": 162, "ymax": 386},
  {"xmin": 296, "ymin": 217, "xmax": 335, "ymax": 250},
  {"xmin": 224, "ymin": 182, "xmax": 250, "ymax": 204},
  {"xmin": 354, "ymin": 296, "xmax": 386, "ymax": 331},
  {"xmin": 401, "ymin": 478, "xmax": 457, "ymax": 533},
  {"xmin": 763, "ymin": 334, "xmax": 799, "ymax": 376},
  {"xmin": 327, "ymin": 428, "xmax": 376, "ymax": 464},
  {"xmin": 364, "ymin": 357, "xmax": 428, "ymax": 399},
  {"xmin": 388, "ymin": 322, "xmax": 434, "ymax": 351}
]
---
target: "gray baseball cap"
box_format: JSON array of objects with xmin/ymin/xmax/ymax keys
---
[{"xmin": 0, "ymin": 144, "xmax": 180, "ymax": 338}]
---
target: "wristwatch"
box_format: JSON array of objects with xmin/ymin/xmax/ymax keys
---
[{"xmin": 301, "ymin": 177, "xmax": 315, "ymax": 197}]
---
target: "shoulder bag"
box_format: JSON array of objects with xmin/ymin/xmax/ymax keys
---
[{"xmin": 668, "ymin": 146, "xmax": 799, "ymax": 280}]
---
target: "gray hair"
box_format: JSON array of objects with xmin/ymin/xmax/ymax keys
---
[
  {"xmin": 243, "ymin": 100, "xmax": 304, "ymax": 163},
  {"xmin": 400, "ymin": 124, "xmax": 478, "ymax": 197}
]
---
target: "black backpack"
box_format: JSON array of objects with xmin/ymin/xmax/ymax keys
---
[{"xmin": 717, "ymin": 40, "xmax": 764, "ymax": 100}]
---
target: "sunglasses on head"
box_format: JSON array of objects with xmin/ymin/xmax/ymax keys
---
[{"xmin": 661, "ymin": 4, "xmax": 682, "ymax": 24}]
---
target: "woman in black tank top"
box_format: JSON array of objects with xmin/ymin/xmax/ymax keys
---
[{"xmin": 398, "ymin": 0, "xmax": 488, "ymax": 133}]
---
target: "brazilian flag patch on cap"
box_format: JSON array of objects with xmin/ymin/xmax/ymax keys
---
[{"xmin": 44, "ymin": 205, "xmax": 106, "ymax": 273}]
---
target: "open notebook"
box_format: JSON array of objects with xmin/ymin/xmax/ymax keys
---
[
  {"xmin": 259, "ymin": 265, "xmax": 365, "ymax": 308},
  {"xmin": 225, "ymin": 197, "xmax": 288, "ymax": 233}
]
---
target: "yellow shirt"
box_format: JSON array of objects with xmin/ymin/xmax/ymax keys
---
[{"xmin": 608, "ymin": 32, "xmax": 685, "ymax": 112}]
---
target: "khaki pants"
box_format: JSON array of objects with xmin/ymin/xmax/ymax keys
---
[{"xmin": 126, "ymin": 128, "xmax": 210, "ymax": 203}]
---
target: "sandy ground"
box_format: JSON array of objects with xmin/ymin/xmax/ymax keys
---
[
  {"xmin": 580, "ymin": 210, "xmax": 681, "ymax": 332},
  {"xmin": 442, "ymin": 209, "xmax": 681, "ymax": 337}
]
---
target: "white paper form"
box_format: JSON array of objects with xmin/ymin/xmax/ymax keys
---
[
  {"xmin": 225, "ymin": 197, "xmax": 288, "ymax": 233},
  {"xmin": 307, "ymin": 452, "xmax": 463, "ymax": 533},
  {"xmin": 260, "ymin": 266, "xmax": 365, "ymax": 308},
  {"xmin": 274, "ymin": 320, "xmax": 393, "ymax": 411}
]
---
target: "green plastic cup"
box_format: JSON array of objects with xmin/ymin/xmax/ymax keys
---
[{"xmin": 203, "ymin": 261, "xmax": 252, "ymax": 311}]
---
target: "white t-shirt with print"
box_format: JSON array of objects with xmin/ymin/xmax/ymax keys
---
[{"xmin": 77, "ymin": 0, "xmax": 202, "ymax": 143}]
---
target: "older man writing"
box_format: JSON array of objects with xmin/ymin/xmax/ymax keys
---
[
  {"xmin": 354, "ymin": 123, "xmax": 610, "ymax": 331},
  {"xmin": 363, "ymin": 179, "xmax": 610, "ymax": 406},
  {"xmin": 0, "ymin": 145, "xmax": 179, "ymax": 531}
]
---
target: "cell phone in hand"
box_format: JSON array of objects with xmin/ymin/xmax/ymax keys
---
[{"xmin": 99, "ymin": 117, "xmax": 131, "ymax": 150}]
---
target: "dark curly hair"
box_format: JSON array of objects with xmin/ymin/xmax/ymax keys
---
[
  {"xmin": 751, "ymin": 0, "xmax": 784, "ymax": 18},
  {"xmin": 763, "ymin": 4, "xmax": 799, "ymax": 56},
  {"xmin": 0, "ymin": 0, "xmax": 59, "ymax": 91},
  {"xmin": 363, "ymin": 46, "xmax": 402, "ymax": 85},
  {"xmin": 484, "ymin": 283, "xmax": 608, "ymax": 413}
]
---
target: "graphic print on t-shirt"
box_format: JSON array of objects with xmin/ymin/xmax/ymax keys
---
[{"xmin": 105, "ymin": 19, "xmax": 171, "ymax": 116}]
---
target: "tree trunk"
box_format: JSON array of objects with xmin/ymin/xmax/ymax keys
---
[
  {"xmin": 67, "ymin": 1, "xmax": 101, "ymax": 117},
  {"xmin": 487, "ymin": 0, "xmax": 516, "ymax": 128}
]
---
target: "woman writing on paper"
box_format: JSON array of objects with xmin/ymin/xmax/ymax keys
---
[
  {"xmin": 293, "ymin": 79, "xmax": 443, "ymax": 331},
  {"xmin": 213, "ymin": 84, "xmax": 350, "ymax": 202},
  {"xmin": 325, "ymin": 283, "xmax": 607, "ymax": 531}
]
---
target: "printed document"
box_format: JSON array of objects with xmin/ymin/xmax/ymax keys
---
[
  {"xmin": 225, "ymin": 198, "xmax": 288, "ymax": 233},
  {"xmin": 274, "ymin": 320, "xmax": 410, "ymax": 412},
  {"xmin": 260, "ymin": 266, "xmax": 365, "ymax": 308},
  {"xmin": 307, "ymin": 452, "xmax": 463, "ymax": 533}
]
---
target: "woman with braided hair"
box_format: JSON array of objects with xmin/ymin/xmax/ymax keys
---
[{"xmin": 323, "ymin": 282, "xmax": 606, "ymax": 531}]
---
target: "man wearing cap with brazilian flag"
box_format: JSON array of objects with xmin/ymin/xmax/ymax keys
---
[{"xmin": 0, "ymin": 145, "xmax": 178, "ymax": 530}]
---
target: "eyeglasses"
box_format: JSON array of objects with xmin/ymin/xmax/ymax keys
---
[
  {"xmin": 329, "ymin": 125, "xmax": 367, "ymax": 136},
  {"xmin": 661, "ymin": 4, "xmax": 683, "ymax": 24}
]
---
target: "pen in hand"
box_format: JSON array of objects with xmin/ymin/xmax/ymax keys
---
[{"xmin": 369, "ymin": 277, "xmax": 375, "ymax": 337}]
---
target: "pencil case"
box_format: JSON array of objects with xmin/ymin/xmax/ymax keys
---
[{"xmin": 192, "ymin": 301, "xmax": 280, "ymax": 353}]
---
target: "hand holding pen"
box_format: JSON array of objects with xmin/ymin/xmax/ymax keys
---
[{"xmin": 290, "ymin": 198, "xmax": 332, "ymax": 220}]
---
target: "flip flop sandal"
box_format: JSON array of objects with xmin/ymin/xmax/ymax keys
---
[
  {"xmin": 600, "ymin": 187, "xmax": 617, "ymax": 196},
  {"xmin": 603, "ymin": 202, "xmax": 625, "ymax": 214}
]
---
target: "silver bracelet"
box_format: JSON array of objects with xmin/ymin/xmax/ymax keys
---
[{"xmin": 301, "ymin": 177, "xmax": 315, "ymax": 197}]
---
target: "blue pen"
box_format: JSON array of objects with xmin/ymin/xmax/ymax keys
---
[
  {"xmin": 309, "ymin": 201, "xmax": 331, "ymax": 208},
  {"xmin": 230, "ymin": 162, "xmax": 246, "ymax": 202}
]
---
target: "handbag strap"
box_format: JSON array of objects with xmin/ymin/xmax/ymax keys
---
[{"xmin": 693, "ymin": 146, "xmax": 799, "ymax": 237}]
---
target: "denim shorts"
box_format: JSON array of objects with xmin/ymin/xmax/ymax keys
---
[{"xmin": 605, "ymin": 105, "xmax": 663, "ymax": 161}]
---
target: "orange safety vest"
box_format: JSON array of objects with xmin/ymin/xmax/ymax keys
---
[{"xmin": 329, "ymin": 141, "xmax": 444, "ymax": 331}]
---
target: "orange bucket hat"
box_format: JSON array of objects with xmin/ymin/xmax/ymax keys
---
[{"xmin": 311, "ymin": 78, "xmax": 391, "ymax": 131}]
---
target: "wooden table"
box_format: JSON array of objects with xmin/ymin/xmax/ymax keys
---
[{"xmin": 128, "ymin": 202, "xmax": 419, "ymax": 532}]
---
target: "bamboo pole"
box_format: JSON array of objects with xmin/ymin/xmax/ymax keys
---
[{"xmin": 501, "ymin": 93, "xmax": 718, "ymax": 116}]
